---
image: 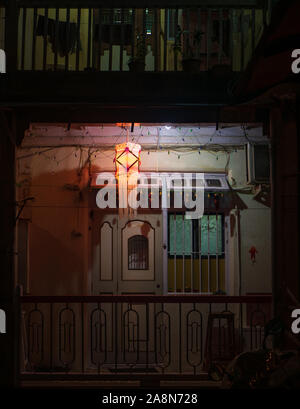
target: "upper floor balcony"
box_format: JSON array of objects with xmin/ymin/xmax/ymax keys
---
[{"xmin": 0, "ymin": 1, "xmax": 272, "ymax": 111}]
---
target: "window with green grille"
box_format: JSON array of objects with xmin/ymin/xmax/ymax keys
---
[{"xmin": 168, "ymin": 213, "xmax": 224, "ymax": 257}]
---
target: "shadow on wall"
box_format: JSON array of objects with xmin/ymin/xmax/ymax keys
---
[
  {"xmin": 19, "ymin": 166, "xmax": 97, "ymax": 296},
  {"xmin": 29, "ymin": 223, "xmax": 83, "ymax": 295},
  {"xmin": 19, "ymin": 162, "xmax": 249, "ymax": 296}
]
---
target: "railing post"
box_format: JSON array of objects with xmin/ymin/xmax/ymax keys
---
[
  {"xmin": 179, "ymin": 302, "xmax": 182, "ymax": 373},
  {"xmin": 146, "ymin": 303, "xmax": 151, "ymax": 372},
  {"xmin": 114, "ymin": 301, "xmax": 118, "ymax": 370},
  {"xmin": 5, "ymin": 0, "xmax": 19, "ymax": 72},
  {"xmin": 14, "ymin": 285, "xmax": 21, "ymax": 387},
  {"xmin": 81, "ymin": 302, "xmax": 85, "ymax": 373},
  {"xmin": 50, "ymin": 302, "xmax": 53, "ymax": 371},
  {"xmin": 0, "ymin": 108, "xmax": 18, "ymax": 386}
]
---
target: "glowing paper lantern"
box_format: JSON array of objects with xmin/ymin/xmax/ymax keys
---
[{"xmin": 114, "ymin": 142, "xmax": 141, "ymax": 216}]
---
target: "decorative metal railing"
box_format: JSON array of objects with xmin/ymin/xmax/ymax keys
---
[
  {"xmin": 20, "ymin": 294, "xmax": 272, "ymax": 381},
  {"xmin": 1, "ymin": 1, "xmax": 270, "ymax": 72}
]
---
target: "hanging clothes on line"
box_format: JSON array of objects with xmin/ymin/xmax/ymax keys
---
[{"xmin": 36, "ymin": 15, "xmax": 81, "ymax": 57}]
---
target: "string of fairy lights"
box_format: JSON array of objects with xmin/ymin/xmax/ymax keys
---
[
  {"xmin": 18, "ymin": 124, "xmax": 248, "ymax": 165},
  {"xmin": 16, "ymin": 145, "xmax": 238, "ymax": 178},
  {"xmin": 16, "ymin": 123, "xmax": 264, "ymax": 201},
  {"xmin": 15, "ymin": 124, "xmax": 261, "ymax": 201}
]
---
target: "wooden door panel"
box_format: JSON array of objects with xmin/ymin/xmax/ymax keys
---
[{"xmin": 92, "ymin": 212, "xmax": 162, "ymax": 295}]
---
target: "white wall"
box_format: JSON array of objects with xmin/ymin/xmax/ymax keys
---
[{"xmin": 16, "ymin": 145, "xmax": 271, "ymax": 295}]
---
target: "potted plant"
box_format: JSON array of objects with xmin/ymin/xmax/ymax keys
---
[
  {"xmin": 128, "ymin": 32, "xmax": 148, "ymax": 72},
  {"xmin": 173, "ymin": 26, "xmax": 204, "ymax": 73}
]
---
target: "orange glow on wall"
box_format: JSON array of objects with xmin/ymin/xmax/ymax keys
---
[{"xmin": 116, "ymin": 123, "xmax": 140, "ymax": 128}]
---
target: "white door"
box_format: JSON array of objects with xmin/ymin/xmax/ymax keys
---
[
  {"xmin": 91, "ymin": 211, "xmax": 163, "ymax": 296},
  {"xmin": 91, "ymin": 211, "xmax": 163, "ymax": 368}
]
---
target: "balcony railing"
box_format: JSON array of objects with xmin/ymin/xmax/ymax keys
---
[
  {"xmin": 1, "ymin": 1, "xmax": 269, "ymax": 73},
  {"xmin": 20, "ymin": 294, "xmax": 272, "ymax": 384}
]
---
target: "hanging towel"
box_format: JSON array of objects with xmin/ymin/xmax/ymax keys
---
[{"xmin": 36, "ymin": 15, "xmax": 80, "ymax": 57}]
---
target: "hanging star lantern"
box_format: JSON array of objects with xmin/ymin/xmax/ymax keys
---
[
  {"xmin": 114, "ymin": 142, "xmax": 141, "ymax": 177},
  {"xmin": 114, "ymin": 141, "xmax": 141, "ymax": 217}
]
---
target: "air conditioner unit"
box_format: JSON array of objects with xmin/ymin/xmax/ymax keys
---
[
  {"xmin": 246, "ymin": 143, "xmax": 270, "ymax": 184},
  {"xmin": 136, "ymin": 172, "xmax": 229, "ymax": 191},
  {"xmin": 204, "ymin": 173, "xmax": 229, "ymax": 190}
]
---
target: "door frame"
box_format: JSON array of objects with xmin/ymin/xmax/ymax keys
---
[{"xmin": 88, "ymin": 209, "xmax": 163, "ymax": 296}]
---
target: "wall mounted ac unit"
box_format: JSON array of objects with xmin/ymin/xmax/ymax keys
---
[
  {"xmin": 246, "ymin": 143, "xmax": 270, "ymax": 184},
  {"xmin": 127, "ymin": 172, "xmax": 229, "ymax": 191}
]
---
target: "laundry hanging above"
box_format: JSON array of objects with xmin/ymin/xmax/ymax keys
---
[{"xmin": 36, "ymin": 15, "xmax": 81, "ymax": 57}]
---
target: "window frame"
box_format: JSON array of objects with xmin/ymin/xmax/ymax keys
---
[
  {"xmin": 167, "ymin": 211, "xmax": 225, "ymax": 259},
  {"xmin": 128, "ymin": 234, "xmax": 149, "ymax": 270}
]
